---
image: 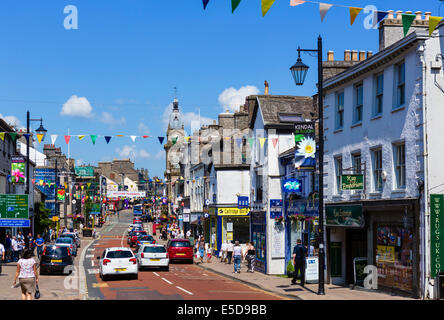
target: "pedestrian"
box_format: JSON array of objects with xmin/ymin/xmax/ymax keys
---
[
  {"xmin": 12, "ymin": 236, "xmax": 19, "ymax": 262},
  {"xmin": 17, "ymin": 231, "xmax": 23, "ymax": 241},
  {"xmin": 12, "ymin": 249, "xmax": 38, "ymax": 300},
  {"xmin": 35, "ymin": 234, "xmax": 45, "ymax": 260},
  {"xmin": 186, "ymin": 229, "xmax": 191, "ymax": 239},
  {"xmin": 198, "ymin": 236, "xmax": 205, "ymax": 264},
  {"xmin": 0, "ymin": 241, "xmax": 5, "ymax": 274},
  {"xmin": 244, "ymin": 241, "xmax": 256, "ymax": 273},
  {"xmin": 233, "ymin": 241, "xmax": 242, "ymax": 273},
  {"xmin": 17, "ymin": 237, "xmax": 25, "ymax": 259},
  {"xmin": 291, "ymin": 239, "xmax": 307, "ymax": 286},
  {"xmin": 5, "ymin": 234, "xmax": 12, "ymax": 263},
  {"xmin": 205, "ymin": 244, "xmax": 213, "ymax": 263},
  {"xmin": 226, "ymin": 240, "xmax": 234, "ymax": 264}
]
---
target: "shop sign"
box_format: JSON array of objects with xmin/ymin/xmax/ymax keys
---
[
  {"xmin": 217, "ymin": 207, "xmax": 250, "ymax": 216},
  {"xmin": 183, "ymin": 214, "xmax": 190, "ymax": 222},
  {"xmin": 294, "ymin": 121, "xmax": 316, "ymax": 171},
  {"xmin": 270, "ymin": 199, "xmax": 283, "ymax": 219},
  {"xmin": 305, "ymin": 257, "xmax": 319, "ymax": 283},
  {"xmin": 237, "ymin": 196, "xmax": 249, "ymax": 209},
  {"xmin": 431, "ymin": 194, "xmax": 444, "ymax": 278},
  {"xmin": 74, "ymin": 166, "xmax": 95, "ymax": 177},
  {"xmin": 287, "ymin": 199, "xmax": 319, "ymax": 217},
  {"xmin": 0, "ymin": 194, "xmax": 29, "ymax": 219},
  {"xmin": 282, "ymin": 178, "xmax": 302, "ymax": 193},
  {"xmin": 341, "ymin": 174, "xmax": 364, "ymax": 190},
  {"xmin": 326, "ymin": 205, "xmax": 364, "ymax": 228},
  {"xmin": 353, "ymin": 257, "xmax": 368, "ymax": 286}
]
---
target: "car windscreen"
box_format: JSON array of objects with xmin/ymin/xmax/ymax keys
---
[
  {"xmin": 170, "ymin": 241, "xmax": 191, "ymax": 247},
  {"xmin": 106, "ymin": 250, "xmax": 134, "ymax": 258},
  {"xmin": 138, "ymin": 235, "xmax": 154, "ymax": 241},
  {"xmin": 56, "ymin": 238, "xmax": 72, "ymax": 244},
  {"xmin": 45, "ymin": 246, "xmax": 69, "ymax": 256},
  {"xmin": 143, "ymin": 246, "xmax": 166, "ymax": 253},
  {"xmin": 62, "ymin": 234, "xmax": 75, "ymax": 239}
]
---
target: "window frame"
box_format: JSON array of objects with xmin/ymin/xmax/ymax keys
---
[
  {"xmin": 394, "ymin": 62, "xmax": 406, "ymax": 109},
  {"xmin": 335, "ymin": 91, "xmax": 344, "ymax": 130},
  {"xmin": 374, "ymin": 72, "xmax": 384, "ymax": 116},
  {"xmin": 353, "ymin": 83, "xmax": 364, "ymax": 124},
  {"xmin": 334, "ymin": 156, "xmax": 343, "ymax": 194},
  {"xmin": 372, "ymin": 148, "xmax": 383, "ymax": 192},
  {"xmin": 393, "ymin": 142, "xmax": 406, "ymax": 189}
]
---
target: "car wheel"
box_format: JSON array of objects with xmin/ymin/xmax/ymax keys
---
[
  {"xmin": 164, "ymin": 266, "xmax": 169, "ymax": 272},
  {"xmin": 102, "ymin": 274, "xmax": 108, "ymax": 281},
  {"xmin": 133, "ymin": 273, "xmax": 138, "ymax": 280}
]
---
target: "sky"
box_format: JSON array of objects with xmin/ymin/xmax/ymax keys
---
[{"xmin": 0, "ymin": 0, "xmax": 440, "ymax": 177}]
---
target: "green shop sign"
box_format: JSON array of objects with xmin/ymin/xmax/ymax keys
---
[
  {"xmin": 0, "ymin": 194, "xmax": 29, "ymax": 219},
  {"xmin": 326, "ymin": 205, "xmax": 364, "ymax": 228},
  {"xmin": 75, "ymin": 166, "xmax": 95, "ymax": 177},
  {"xmin": 431, "ymin": 194, "xmax": 444, "ymax": 278},
  {"xmin": 341, "ymin": 175, "xmax": 364, "ymax": 190}
]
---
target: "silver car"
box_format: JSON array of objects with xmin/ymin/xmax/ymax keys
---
[{"xmin": 61, "ymin": 232, "xmax": 81, "ymax": 248}]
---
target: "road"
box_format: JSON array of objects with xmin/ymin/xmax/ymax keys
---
[{"xmin": 82, "ymin": 209, "xmax": 283, "ymax": 300}]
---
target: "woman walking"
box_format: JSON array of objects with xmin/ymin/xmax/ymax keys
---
[
  {"xmin": 244, "ymin": 242, "xmax": 256, "ymax": 273},
  {"xmin": 12, "ymin": 249, "xmax": 38, "ymax": 300},
  {"xmin": 233, "ymin": 241, "xmax": 242, "ymax": 273}
]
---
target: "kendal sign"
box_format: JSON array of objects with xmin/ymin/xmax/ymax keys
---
[{"xmin": 431, "ymin": 194, "xmax": 444, "ymax": 278}]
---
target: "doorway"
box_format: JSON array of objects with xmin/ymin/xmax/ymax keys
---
[{"xmin": 345, "ymin": 228, "xmax": 367, "ymax": 284}]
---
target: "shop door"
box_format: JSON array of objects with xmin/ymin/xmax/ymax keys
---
[{"xmin": 345, "ymin": 229, "xmax": 367, "ymax": 284}]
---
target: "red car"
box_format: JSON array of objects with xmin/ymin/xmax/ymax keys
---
[
  {"xmin": 133, "ymin": 218, "xmax": 142, "ymax": 224},
  {"xmin": 166, "ymin": 239, "xmax": 194, "ymax": 263},
  {"xmin": 128, "ymin": 230, "xmax": 147, "ymax": 247}
]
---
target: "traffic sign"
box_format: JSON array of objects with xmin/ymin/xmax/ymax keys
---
[
  {"xmin": 72, "ymin": 200, "xmax": 76, "ymax": 204},
  {"xmin": 0, "ymin": 195, "xmax": 28, "ymax": 219}
]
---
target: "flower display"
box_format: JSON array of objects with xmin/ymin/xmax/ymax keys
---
[
  {"xmin": 296, "ymin": 136, "xmax": 316, "ymax": 158},
  {"xmin": 11, "ymin": 168, "xmax": 24, "ymax": 183}
]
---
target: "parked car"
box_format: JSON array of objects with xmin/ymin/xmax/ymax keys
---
[
  {"xmin": 129, "ymin": 230, "xmax": 148, "ymax": 247},
  {"xmin": 55, "ymin": 237, "xmax": 77, "ymax": 256},
  {"xmin": 61, "ymin": 232, "xmax": 81, "ymax": 248},
  {"xmin": 98, "ymin": 247, "xmax": 138, "ymax": 280},
  {"xmin": 136, "ymin": 244, "xmax": 169, "ymax": 271},
  {"xmin": 40, "ymin": 245, "xmax": 74, "ymax": 275},
  {"xmin": 166, "ymin": 239, "xmax": 194, "ymax": 263}
]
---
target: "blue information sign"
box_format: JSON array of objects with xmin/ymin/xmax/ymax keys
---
[
  {"xmin": 0, "ymin": 219, "xmax": 31, "ymax": 227},
  {"xmin": 270, "ymin": 199, "xmax": 283, "ymax": 219},
  {"xmin": 237, "ymin": 196, "xmax": 249, "ymax": 209}
]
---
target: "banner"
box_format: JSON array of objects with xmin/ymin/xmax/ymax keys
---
[
  {"xmin": 294, "ymin": 122, "xmax": 316, "ymax": 170},
  {"xmin": 431, "ymin": 194, "xmax": 444, "ymax": 278},
  {"xmin": 57, "ymin": 189, "xmax": 66, "ymax": 201},
  {"xmin": 11, "ymin": 156, "xmax": 25, "ymax": 184}
]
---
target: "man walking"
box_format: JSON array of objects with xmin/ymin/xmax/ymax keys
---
[
  {"xmin": 5, "ymin": 234, "xmax": 12, "ymax": 263},
  {"xmin": 12, "ymin": 236, "xmax": 19, "ymax": 262},
  {"xmin": 226, "ymin": 240, "xmax": 234, "ymax": 264},
  {"xmin": 292, "ymin": 239, "xmax": 307, "ymax": 286},
  {"xmin": 35, "ymin": 234, "xmax": 45, "ymax": 260},
  {"xmin": 233, "ymin": 241, "xmax": 242, "ymax": 273}
]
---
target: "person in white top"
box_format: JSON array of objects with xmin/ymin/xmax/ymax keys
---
[
  {"xmin": 13, "ymin": 249, "xmax": 38, "ymax": 300},
  {"xmin": 233, "ymin": 241, "xmax": 243, "ymax": 273},
  {"xmin": 220, "ymin": 241, "xmax": 228, "ymax": 262},
  {"xmin": 186, "ymin": 229, "xmax": 191, "ymax": 239},
  {"xmin": 11, "ymin": 236, "xmax": 19, "ymax": 262},
  {"xmin": 226, "ymin": 241, "xmax": 234, "ymax": 264},
  {"xmin": 0, "ymin": 242, "xmax": 5, "ymax": 274}
]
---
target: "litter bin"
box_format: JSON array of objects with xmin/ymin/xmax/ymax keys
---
[{"xmin": 436, "ymin": 272, "xmax": 444, "ymax": 299}]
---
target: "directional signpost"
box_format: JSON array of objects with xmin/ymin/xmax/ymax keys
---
[{"xmin": 0, "ymin": 194, "xmax": 29, "ymax": 227}]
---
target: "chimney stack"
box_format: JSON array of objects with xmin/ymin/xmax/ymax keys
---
[
  {"xmin": 359, "ymin": 51, "xmax": 366, "ymax": 61},
  {"xmin": 344, "ymin": 50, "xmax": 351, "ymax": 61},
  {"xmin": 351, "ymin": 50, "xmax": 358, "ymax": 62},
  {"xmin": 367, "ymin": 51, "xmax": 373, "ymax": 59},
  {"xmin": 425, "ymin": 12, "xmax": 431, "ymax": 21},
  {"xmin": 327, "ymin": 50, "xmax": 334, "ymax": 61},
  {"xmin": 396, "ymin": 11, "xmax": 403, "ymax": 19},
  {"xmin": 387, "ymin": 10, "xmax": 394, "ymax": 19},
  {"xmin": 264, "ymin": 80, "xmax": 269, "ymax": 95},
  {"xmin": 415, "ymin": 11, "xmax": 422, "ymax": 21}
]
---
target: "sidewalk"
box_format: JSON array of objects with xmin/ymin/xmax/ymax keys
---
[{"xmin": 196, "ymin": 258, "xmax": 414, "ymax": 300}]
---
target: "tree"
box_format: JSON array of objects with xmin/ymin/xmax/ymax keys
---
[{"xmin": 34, "ymin": 202, "xmax": 52, "ymax": 235}]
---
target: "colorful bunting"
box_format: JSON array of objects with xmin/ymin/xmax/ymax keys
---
[
  {"xmin": 130, "ymin": 136, "xmax": 137, "ymax": 143},
  {"xmin": 142, "ymin": 135, "xmax": 150, "ymax": 139},
  {"xmin": 158, "ymin": 137, "xmax": 165, "ymax": 144},
  {"xmin": 90, "ymin": 135, "xmax": 97, "ymax": 144},
  {"xmin": 319, "ymin": 3, "xmax": 333, "ymax": 22},
  {"xmin": 172, "ymin": 137, "xmax": 178, "ymax": 145},
  {"xmin": 259, "ymin": 138, "xmax": 267, "ymax": 148},
  {"xmin": 290, "ymin": 0, "xmax": 305, "ymax": 6},
  {"xmin": 203, "ymin": 0, "xmax": 210, "ymax": 10},
  {"xmin": 78, "ymin": 135, "xmax": 86, "ymax": 140},
  {"xmin": 272, "ymin": 138, "xmax": 279, "ymax": 148},
  {"xmin": 374, "ymin": 11, "xmax": 388, "ymax": 27},
  {"xmin": 64, "ymin": 135, "xmax": 71, "ymax": 144},
  {"xmin": 9, "ymin": 132, "xmax": 17, "ymax": 142},
  {"xmin": 235, "ymin": 138, "xmax": 242, "ymax": 148},
  {"xmin": 232, "ymin": 0, "xmax": 241, "ymax": 13},
  {"xmin": 51, "ymin": 135, "xmax": 58, "ymax": 145},
  {"xmin": 248, "ymin": 137, "xmax": 255, "ymax": 147},
  {"xmin": 349, "ymin": 7, "xmax": 362, "ymax": 26},
  {"xmin": 37, "ymin": 133, "xmax": 44, "ymax": 144},
  {"xmin": 430, "ymin": 16, "xmax": 443, "ymax": 36},
  {"xmin": 23, "ymin": 134, "xmax": 31, "ymax": 142},
  {"xmin": 0, "ymin": 133, "xmax": 4, "ymax": 141},
  {"xmin": 105, "ymin": 136, "xmax": 112, "ymax": 144},
  {"xmin": 402, "ymin": 13, "xmax": 416, "ymax": 37},
  {"xmin": 262, "ymin": 0, "xmax": 276, "ymax": 17},
  {"xmin": 87, "ymin": 183, "xmax": 91, "ymax": 189}
]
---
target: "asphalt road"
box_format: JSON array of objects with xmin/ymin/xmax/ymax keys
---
[{"xmin": 83, "ymin": 210, "xmax": 283, "ymax": 300}]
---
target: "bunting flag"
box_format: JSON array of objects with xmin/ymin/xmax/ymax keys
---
[
  {"xmin": 349, "ymin": 7, "xmax": 362, "ymax": 26},
  {"xmin": 130, "ymin": 136, "xmax": 137, "ymax": 143},
  {"xmin": 23, "ymin": 134, "xmax": 31, "ymax": 142},
  {"xmin": 9, "ymin": 132, "xmax": 17, "ymax": 141},
  {"xmin": 90, "ymin": 135, "xmax": 97, "ymax": 144},
  {"xmin": 0, "ymin": 133, "xmax": 4, "ymax": 141},
  {"xmin": 290, "ymin": 0, "xmax": 305, "ymax": 6},
  {"xmin": 373, "ymin": 11, "xmax": 388, "ymax": 27},
  {"xmin": 142, "ymin": 135, "xmax": 150, "ymax": 139},
  {"xmin": 158, "ymin": 137, "xmax": 165, "ymax": 144},
  {"xmin": 105, "ymin": 136, "xmax": 112, "ymax": 144},
  {"xmin": 64, "ymin": 182, "xmax": 68, "ymax": 189},
  {"xmin": 172, "ymin": 137, "xmax": 178, "ymax": 145},
  {"xmin": 248, "ymin": 137, "xmax": 255, "ymax": 147},
  {"xmin": 87, "ymin": 183, "xmax": 91, "ymax": 189},
  {"xmin": 430, "ymin": 16, "xmax": 444, "ymax": 36},
  {"xmin": 116, "ymin": 135, "xmax": 124, "ymax": 137},
  {"xmin": 78, "ymin": 135, "xmax": 86, "ymax": 140},
  {"xmin": 37, "ymin": 133, "xmax": 44, "ymax": 144},
  {"xmin": 32, "ymin": 179, "xmax": 35, "ymax": 185},
  {"xmin": 402, "ymin": 13, "xmax": 416, "ymax": 36},
  {"xmin": 319, "ymin": 3, "xmax": 333, "ymax": 22},
  {"xmin": 272, "ymin": 138, "xmax": 279, "ymax": 148},
  {"xmin": 203, "ymin": 0, "xmax": 210, "ymax": 10},
  {"xmin": 232, "ymin": 0, "xmax": 241, "ymax": 13},
  {"xmin": 259, "ymin": 138, "xmax": 267, "ymax": 148},
  {"xmin": 235, "ymin": 138, "xmax": 242, "ymax": 148},
  {"xmin": 262, "ymin": 0, "xmax": 276, "ymax": 17},
  {"xmin": 64, "ymin": 135, "xmax": 71, "ymax": 144},
  {"xmin": 51, "ymin": 135, "xmax": 58, "ymax": 145},
  {"xmin": 39, "ymin": 180, "xmax": 44, "ymax": 186}
]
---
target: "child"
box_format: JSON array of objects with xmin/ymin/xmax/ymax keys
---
[{"xmin": 206, "ymin": 244, "xmax": 213, "ymax": 263}]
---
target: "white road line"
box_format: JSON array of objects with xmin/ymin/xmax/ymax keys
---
[
  {"xmin": 85, "ymin": 255, "xmax": 94, "ymax": 258},
  {"xmin": 87, "ymin": 248, "xmax": 94, "ymax": 251},
  {"xmin": 88, "ymin": 268, "xmax": 99, "ymax": 274},
  {"xmin": 161, "ymin": 277, "xmax": 173, "ymax": 285},
  {"xmin": 176, "ymin": 286, "xmax": 193, "ymax": 295},
  {"xmin": 153, "ymin": 272, "xmax": 160, "ymax": 277},
  {"xmin": 91, "ymin": 260, "xmax": 95, "ymax": 267},
  {"xmin": 203, "ymin": 274, "xmax": 208, "ymax": 276}
]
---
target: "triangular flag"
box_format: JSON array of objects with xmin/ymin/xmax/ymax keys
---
[
  {"xmin": 429, "ymin": 16, "xmax": 443, "ymax": 36},
  {"xmin": 319, "ymin": 3, "xmax": 333, "ymax": 22},
  {"xmin": 9, "ymin": 132, "xmax": 17, "ymax": 141},
  {"xmin": 130, "ymin": 136, "xmax": 137, "ymax": 143},
  {"xmin": 64, "ymin": 136, "xmax": 71, "ymax": 144},
  {"xmin": 349, "ymin": 7, "xmax": 362, "ymax": 26},
  {"xmin": 116, "ymin": 135, "xmax": 124, "ymax": 137},
  {"xmin": 272, "ymin": 138, "xmax": 278, "ymax": 148},
  {"xmin": 402, "ymin": 14, "xmax": 416, "ymax": 37},
  {"xmin": 142, "ymin": 135, "xmax": 150, "ymax": 139},
  {"xmin": 51, "ymin": 134, "xmax": 58, "ymax": 145},
  {"xmin": 290, "ymin": 0, "xmax": 305, "ymax": 6},
  {"xmin": 87, "ymin": 183, "xmax": 91, "ymax": 189},
  {"xmin": 32, "ymin": 179, "xmax": 35, "ymax": 185},
  {"xmin": 172, "ymin": 137, "xmax": 178, "ymax": 145},
  {"xmin": 37, "ymin": 133, "xmax": 44, "ymax": 144},
  {"xmin": 105, "ymin": 136, "xmax": 112, "ymax": 144},
  {"xmin": 373, "ymin": 11, "xmax": 388, "ymax": 27},
  {"xmin": 39, "ymin": 180, "xmax": 44, "ymax": 186},
  {"xmin": 64, "ymin": 182, "xmax": 68, "ymax": 189},
  {"xmin": 90, "ymin": 135, "xmax": 97, "ymax": 144},
  {"xmin": 203, "ymin": 0, "xmax": 210, "ymax": 10},
  {"xmin": 0, "ymin": 133, "xmax": 4, "ymax": 141},
  {"xmin": 23, "ymin": 134, "xmax": 31, "ymax": 142},
  {"xmin": 248, "ymin": 138, "xmax": 255, "ymax": 147},
  {"xmin": 232, "ymin": 0, "xmax": 241, "ymax": 13},
  {"xmin": 78, "ymin": 135, "xmax": 86, "ymax": 140},
  {"xmin": 158, "ymin": 137, "xmax": 165, "ymax": 144},
  {"xmin": 235, "ymin": 138, "xmax": 242, "ymax": 148},
  {"xmin": 262, "ymin": 0, "xmax": 276, "ymax": 17},
  {"xmin": 259, "ymin": 138, "xmax": 267, "ymax": 148}
]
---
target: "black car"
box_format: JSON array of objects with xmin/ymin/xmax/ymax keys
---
[{"xmin": 40, "ymin": 245, "xmax": 74, "ymax": 275}]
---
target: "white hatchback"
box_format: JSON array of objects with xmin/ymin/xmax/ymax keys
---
[
  {"xmin": 136, "ymin": 244, "xmax": 169, "ymax": 271},
  {"xmin": 98, "ymin": 247, "xmax": 138, "ymax": 280}
]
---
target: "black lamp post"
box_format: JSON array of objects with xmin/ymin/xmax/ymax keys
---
[{"xmin": 290, "ymin": 35, "xmax": 325, "ymax": 296}]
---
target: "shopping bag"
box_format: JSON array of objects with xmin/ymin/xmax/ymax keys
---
[{"xmin": 34, "ymin": 284, "xmax": 41, "ymax": 299}]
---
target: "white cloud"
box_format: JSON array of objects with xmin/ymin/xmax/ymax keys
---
[
  {"xmin": 0, "ymin": 113, "xmax": 22, "ymax": 128},
  {"xmin": 115, "ymin": 145, "xmax": 151, "ymax": 159},
  {"xmin": 138, "ymin": 122, "xmax": 150, "ymax": 135},
  {"xmin": 61, "ymin": 95, "xmax": 94, "ymax": 118},
  {"xmin": 218, "ymin": 85, "xmax": 260, "ymax": 112},
  {"xmin": 100, "ymin": 111, "xmax": 126, "ymax": 126},
  {"xmin": 154, "ymin": 151, "xmax": 164, "ymax": 160}
]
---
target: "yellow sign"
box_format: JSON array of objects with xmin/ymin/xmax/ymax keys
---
[
  {"xmin": 52, "ymin": 216, "xmax": 59, "ymax": 222},
  {"xmin": 218, "ymin": 208, "xmax": 250, "ymax": 216},
  {"xmin": 377, "ymin": 245, "xmax": 395, "ymax": 263},
  {"xmin": 226, "ymin": 232, "xmax": 233, "ymax": 241}
]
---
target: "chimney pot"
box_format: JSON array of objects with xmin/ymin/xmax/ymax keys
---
[
  {"xmin": 387, "ymin": 10, "xmax": 394, "ymax": 19},
  {"xmin": 359, "ymin": 51, "xmax": 366, "ymax": 61},
  {"xmin": 351, "ymin": 50, "xmax": 358, "ymax": 62},
  {"xmin": 344, "ymin": 50, "xmax": 351, "ymax": 61},
  {"xmin": 367, "ymin": 51, "xmax": 373, "ymax": 59},
  {"xmin": 327, "ymin": 50, "xmax": 334, "ymax": 61},
  {"xmin": 405, "ymin": 11, "xmax": 413, "ymax": 15},
  {"xmin": 396, "ymin": 11, "xmax": 403, "ymax": 19},
  {"xmin": 425, "ymin": 12, "xmax": 431, "ymax": 21},
  {"xmin": 415, "ymin": 11, "xmax": 422, "ymax": 21},
  {"xmin": 264, "ymin": 80, "xmax": 269, "ymax": 95}
]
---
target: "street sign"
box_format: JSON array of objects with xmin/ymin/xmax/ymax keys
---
[
  {"xmin": 0, "ymin": 219, "xmax": 30, "ymax": 227},
  {"xmin": 0, "ymin": 195, "xmax": 29, "ymax": 219},
  {"xmin": 341, "ymin": 174, "xmax": 364, "ymax": 190},
  {"xmin": 282, "ymin": 178, "xmax": 302, "ymax": 193},
  {"xmin": 270, "ymin": 199, "xmax": 283, "ymax": 219},
  {"xmin": 205, "ymin": 199, "xmax": 210, "ymax": 206},
  {"xmin": 237, "ymin": 196, "xmax": 249, "ymax": 209},
  {"xmin": 305, "ymin": 257, "xmax": 319, "ymax": 283}
]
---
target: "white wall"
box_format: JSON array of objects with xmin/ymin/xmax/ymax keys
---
[{"xmin": 216, "ymin": 170, "xmax": 250, "ymax": 204}]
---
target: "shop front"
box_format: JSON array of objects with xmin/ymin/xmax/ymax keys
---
[
  {"xmin": 215, "ymin": 207, "xmax": 250, "ymax": 254},
  {"xmin": 250, "ymin": 210, "xmax": 266, "ymax": 273}
]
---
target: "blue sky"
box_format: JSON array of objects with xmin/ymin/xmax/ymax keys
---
[{"xmin": 0, "ymin": 0, "xmax": 439, "ymax": 177}]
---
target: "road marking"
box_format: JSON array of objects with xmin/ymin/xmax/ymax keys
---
[
  {"xmin": 91, "ymin": 260, "xmax": 94, "ymax": 267},
  {"xmin": 87, "ymin": 248, "xmax": 94, "ymax": 251},
  {"xmin": 85, "ymin": 255, "xmax": 94, "ymax": 258},
  {"xmin": 92, "ymin": 283, "xmax": 109, "ymax": 288},
  {"xmin": 88, "ymin": 269, "xmax": 99, "ymax": 274},
  {"xmin": 161, "ymin": 277, "xmax": 173, "ymax": 285},
  {"xmin": 203, "ymin": 273, "xmax": 208, "ymax": 276},
  {"xmin": 176, "ymin": 286, "xmax": 193, "ymax": 295},
  {"xmin": 153, "ymin": 272, "xmax": 160, "ymax": 277}
]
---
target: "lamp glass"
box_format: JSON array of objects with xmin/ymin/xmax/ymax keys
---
[
  {"xmin": 290, "ymin": 57, "xmax": 310, "ymax": 86},
  {"xmin": 35, "ymin": 122, "xmax": 47, "ymax": 142}
]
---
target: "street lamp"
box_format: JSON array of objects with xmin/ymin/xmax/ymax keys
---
[{"xmin": 290, "ymin": 35, "xmax": 325, "ymax": 296}]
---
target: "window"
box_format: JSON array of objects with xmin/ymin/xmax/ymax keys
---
[
  {"xmin": 335, "ymin": 92, "xmax": 344, "ymax": 130},
  {"xmin": 352, "ymin": 153, "xmax": 361, "ymax": 174},
  {"xmin": 354, "ymin": 84, "xmax": 363, "ymax": 123},
  {"xmin": 372, "ymin": 148, "xmax": 383, "ymax": 192},
  {"xmin": 394, "ymin": 62, "xmax": 405, "ymax": 108},
  {"xmin": 374, "ymin": 73, "xmax": 384, "ymax": 115},
  {"xmin": 394, "ymin": 143, "xmax": 406, "ymax": 188},
  {"xmin": 256, "ymin": 171, "xmax": 263, "ymax": 202},
  {"xmin": 334, "ymin": 156, "xmax": 342, "ymax": 193}
]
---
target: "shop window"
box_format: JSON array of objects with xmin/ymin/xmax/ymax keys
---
[
  {"xmin": 223, "ymin": 217, "xmax": 250, "ymax": 244},
  {"xmin": 376, "ymin": 224, "xmax": 413, "ymax": 293}
]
